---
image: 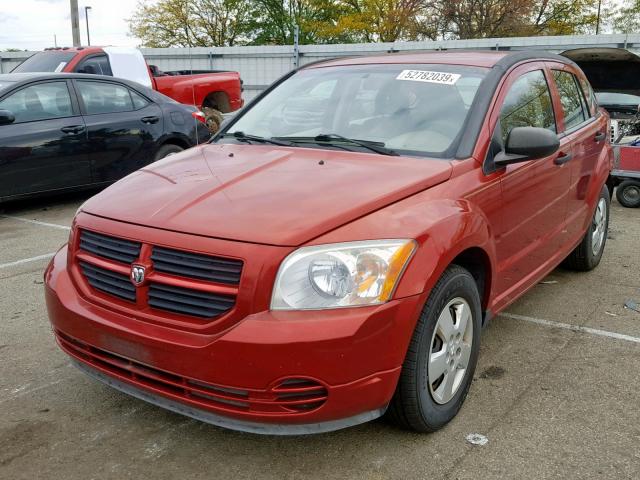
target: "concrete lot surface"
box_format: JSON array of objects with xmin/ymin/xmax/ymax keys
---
[{"xmin": 1, "ymin": 192, "xmax": 639, "ymax": 479}]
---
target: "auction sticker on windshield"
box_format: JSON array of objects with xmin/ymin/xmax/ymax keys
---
[{"xmin": 396, "ymin": 70, "xmax": 461, "ymax": 85}]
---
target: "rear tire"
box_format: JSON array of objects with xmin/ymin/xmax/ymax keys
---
[
  {"xmin": 154, "ymin": 144, "xmax": 184, "ymax": 161},
  {"xmin": 387, "ymin": 265, "xmax": 481, "ymax": 432},
  {"xmin": 616, "ymin": 180, "xmax": 640, "ymax": 208},
  {"xmin": 564, "ymin": 184, "xmax": 610, "ymax": 271}
]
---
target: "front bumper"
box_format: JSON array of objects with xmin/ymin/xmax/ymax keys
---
[{"xmin": 45, "ymin": 247, "xmax": 424, "ymax": 434}]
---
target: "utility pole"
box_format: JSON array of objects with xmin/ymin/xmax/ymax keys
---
[
  {"xmin": 70, "ymin": 0, "xmax": 81, "ymax": 47},
  {"xmin": 595, "ymin": 0, "xmax": 602, "ymax": 35},
  {"xmin": 85, "ymin": 6, "xmax": 92, "ymax": 46},
  {"xmin": 293, "ymin": 24, "xmax": 300, "ymax": 68}
]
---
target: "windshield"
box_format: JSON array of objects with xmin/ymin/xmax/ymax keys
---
[
  {"xmin": 226, "ymin": 64, "xmax": 488, "ymax": 158},
  {"xmin": 12, "ymin": 52, "xmax": 76, "ymax": 73},
  {"xmin": 595, "ymin": 92, "xmax": 640, "ymax": 106}
]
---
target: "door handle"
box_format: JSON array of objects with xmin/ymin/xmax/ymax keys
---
[
  {"xmin": 554, "ymin": 152, "xmax": 572, "ymax": 165},
  {"xmin": 141, "ymin": 116, "xmax": 160, "ymax": 124},
  {"xmin": 594, "ymin": 131, "xmax": 606, "ymax": 142},
  {"xmin": 60, "ymin": 125, "xmax": 85, "ymax": 134}
]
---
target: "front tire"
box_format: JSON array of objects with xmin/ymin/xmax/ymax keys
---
[
  {"xmin": 616, "ymin": 180, "xmax": 640, "ymax": 208},
  {"xmin": 564, "ymin": 184, "xmax": 610, "ymax": 271},
  {"xmin": 387, "ymin": 265, "xmax": 481, "ymax": 432}
]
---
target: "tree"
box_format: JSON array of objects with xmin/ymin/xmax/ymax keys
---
[
  {"xmin": 609, "ymin": 0, "xmax": 640, "ymax": 33},
  {"xmin": 330, "ymin": 0, "xmax": 439, "ymax": 43},
  {"xmin": 128, "ymin": 0, "xmax": 258, "ymax": 47},
  {"xmin": 128, "ymin": 0, "xmax": 604, "ymax": 47}
]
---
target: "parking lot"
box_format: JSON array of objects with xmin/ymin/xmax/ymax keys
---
[{"xmin": 1, "ymin": 192, "xmax": 639, "ymax": 480}]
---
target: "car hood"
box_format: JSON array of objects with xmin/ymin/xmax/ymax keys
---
[{"xmin": 81, "ymin": 144, "xmax": 452, "ymax": 246}]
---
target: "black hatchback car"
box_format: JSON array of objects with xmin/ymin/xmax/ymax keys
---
[{"xmin": 0, "ymin": 73, "xmax": 211, "ymax": 202}]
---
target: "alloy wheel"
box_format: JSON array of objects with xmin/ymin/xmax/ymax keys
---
[
  {"xmin": 591, "ymin": 197, "xmax": 607, "ymax": 256},
  {"xmin": 428, "ymin": 297, "xmax": 474, "ymax": 405}
]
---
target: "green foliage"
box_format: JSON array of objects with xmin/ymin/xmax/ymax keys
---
[
  {"xmin": 609, "ymin": 0, "xmax": 640, "ymax": 34},
  {"xmin": 128, "ymin": 0, "xmax": 607, "ymax": 47}
]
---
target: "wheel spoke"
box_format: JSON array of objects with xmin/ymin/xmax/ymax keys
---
[
  {"xmin": 455, "ymin": 303, "xmax": 470, "ymax": 336},
  {"xmin": 437, "ymin": 370, "xmax": 455, "ymax": 403},
  {"xmin": 458, "ymin": 342, "xmax": 472, "ymax": 369},
  {"xmin": 429, "ymin": 349, "xmax": 448, "ymax": 382},
  {"xmin": 436, "ymin": 308, "xmax": 455, "ymax": 340}
]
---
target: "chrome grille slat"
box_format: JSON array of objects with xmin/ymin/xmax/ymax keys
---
[
  {"xmin": 79, "ymin": 230, "xmax": 141, "ymax": 264},
  {"xmin": 148, "ymin": 283, "xmax": 235, "ymax": 318},
  {"xmin": 80, "ymin": 262, "xmax": 136, "ymax": 302},
  {"xmin": 151, "ymin": 246, "xmax": 243, "ymax": 284}
]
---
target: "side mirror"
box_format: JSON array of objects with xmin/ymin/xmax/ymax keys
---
[
  {"xmin": 494, "ymin": 127, "xmax": 559, "ymax": 167},
  {"xmin": 0, "ymin": 109, "xmax": 15, "ymax": 125}
]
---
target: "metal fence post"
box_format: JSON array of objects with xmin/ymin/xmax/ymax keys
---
[
  {"xmin": 208, "ymin": 51, "xmax": 214, "ymax": 70},
  {"xmin": 293, "ymin": 24, "xmax": 300, "ymax": 68}
]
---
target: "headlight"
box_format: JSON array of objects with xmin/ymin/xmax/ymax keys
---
[{"xmin": 271, "ymin": 239, "xmax": 416, "ymax": 310}]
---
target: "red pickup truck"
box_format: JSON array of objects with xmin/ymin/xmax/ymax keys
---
[
  {"xmin": 12, "ymin": 46, "xmax": 243, "ymax": 116},
  {"xmin": 45, "ymin": 51, "xmax": 613, "ymax": 435}
]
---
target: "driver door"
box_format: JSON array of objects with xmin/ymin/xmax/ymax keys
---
[{"xmin": 488, "ymin": 64, "xmax": 572, "ymax": 301}]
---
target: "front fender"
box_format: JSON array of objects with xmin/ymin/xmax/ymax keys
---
[{"xmin": 310, "ymin": 195, "xmax": 497, "ymax": 303}]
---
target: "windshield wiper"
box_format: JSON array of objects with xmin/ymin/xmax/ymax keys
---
[
  {"xmin": 221, "ymin": 131, "xmax": 293, "ymax": 147},
  {"xmin": 275, "ymin": 133, "xmax": 399, "ymax": 156}
]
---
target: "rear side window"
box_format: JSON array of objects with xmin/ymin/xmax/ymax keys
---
[
  {"xmin": 578, "ymin": 76, "xmax": 598, "ymax": 117},
  {"xmin": 130, "ymin": 90, "xmax": 150, "ymax": 109},
  {"xmin": 552, "ymin": 70, "xmax": 588, "ymax": 130},
  {"xmin": 77, "ymin": 81, "xmax": 135, "ymax": 114},
  {"xmin": 0, "ymin": 81, "xmax": 73, "ymax": 123},
  {"xmin": 75, "ymin": 55, "xmax": 112, "ymax": 76},
  {"xmin": 500, "ymin": 70, "xmax": 556, "ymax": 143}
]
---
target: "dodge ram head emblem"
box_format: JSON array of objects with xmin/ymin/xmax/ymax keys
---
[{"xmin": 130, "ymin": 265, "xmax": 146, "ymax": 286}]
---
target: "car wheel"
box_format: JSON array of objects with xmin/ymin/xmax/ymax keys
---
[
  {"xmin": 616, "ymin": 180, "xmax": 640, "ymax": 208},
  {"xmin": 564, "ymin": 184, "xmax": 610, "ymax": 271},
  {"xmin": 387, "ymin": 265, "xmax": 481, "ymax": 432},
  {"xmin": 154, "ymin": 144, "xmax": 184, "ymax": 161}
]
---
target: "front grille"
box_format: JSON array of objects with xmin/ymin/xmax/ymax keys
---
[
  {"xmin": 80, "ymin": 230, "xmax": 141, "ymax": 264},
  {"xmin": 80, "ymin": 261, "xmax": 136, "ymax": 302},
  {"xmin": 148, "ymin": 283, "xmax": 235, "ymax": 319},
  {"xmin": 75, "ymin": 230, "xmax": 241, "ymax": 324},
  {"xmin": 57, "ymin": 331, "xmax": 328, "ymax": 414},
  {"xmin": 151, "ymin": 246, "xmax": 243, "ymax": 285}
]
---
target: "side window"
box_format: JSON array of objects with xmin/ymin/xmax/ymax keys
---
[
  {"xmin": 552, "ymin": 70, "xmax": 588, "ymax": 130},
  {"xmin": 76, "ymin": 81, "xmax": 134, "ymax": 114},
  {"xmin": 500, "ymin": 70, "xmax": 556, "ymax": 143},
  {"xmin": 130, "ymin": 90, "xmax": 150, "ymax": 110},
  {"xmin": 0, "ymin": 82, "xmax": 73, "ymax": 123},
  {"xmin": 578, "ymin": 76, "xmax": 598, "ymax": 117},
  {"xmin": 75, "ymin": 55, "xmax": 112, "ymax": 76}
]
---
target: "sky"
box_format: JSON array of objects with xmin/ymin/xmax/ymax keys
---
[{"xmin": 0, "ymin": 0, "xmax": 141, "ymax": 51}]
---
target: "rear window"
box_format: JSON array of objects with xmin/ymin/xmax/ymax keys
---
[
  {"xmin": 552, "ymin": 70, "xmax": 588, "ymax": 130},
  {"xmin": 12, "ymin": 52, "xmax": 77, "ymax": 73}
]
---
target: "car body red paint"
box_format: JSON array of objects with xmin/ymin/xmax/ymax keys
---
[{"xmin": 45, "ymin": 51, "xmax": 613, "ymax": 434}]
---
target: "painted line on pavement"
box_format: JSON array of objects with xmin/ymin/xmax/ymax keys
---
[
  {"xmin": 0, "ymin": 214, "xmax": 70, "ymax": 231},
  {"xmin": 501, "ymin": 312, "xmax": 640, "ymax": 345},
  {"xmin": 0, "ymin": 252, "xmax": 56, "ymax": 270}
]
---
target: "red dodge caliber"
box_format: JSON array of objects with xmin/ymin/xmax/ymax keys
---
[{"xmin": 45, "ymin": 51, "xmax": 613, "ymax": 434}]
